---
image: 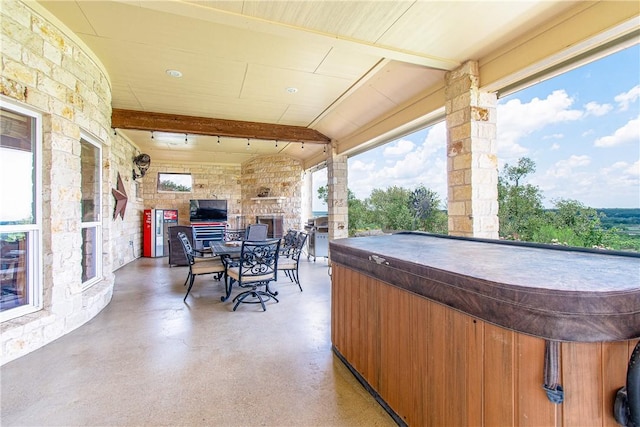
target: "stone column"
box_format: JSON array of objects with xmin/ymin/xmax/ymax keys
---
[
  {"xmin": 327, "ymin": 146, "xmax": 349, "ymax": 241},
  {"xmin": 445, "ymin": 61, "xmax": 499, "ymax": 239},
  {"xmin": 301, "ymin": 170, "xmax": 313, "ymax": 227}
]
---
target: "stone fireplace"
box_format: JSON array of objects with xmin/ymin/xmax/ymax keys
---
[{"xmin": 256, "ymin": 215, "xmax": 284, "ymax": 238}]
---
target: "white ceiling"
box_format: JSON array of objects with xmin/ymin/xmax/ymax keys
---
[{"xmin": 38, "ymin": 0, "xmax": 581, "ymax": 166}]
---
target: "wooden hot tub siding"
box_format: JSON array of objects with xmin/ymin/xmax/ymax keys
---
[{"xmin": 331, "ymin": 263, "xmax": 637, "ymax": 426}]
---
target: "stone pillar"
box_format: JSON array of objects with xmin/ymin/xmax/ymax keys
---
[
  {"xmin": 445, "ymin": 61, "xmax": 499, "ymax": 239},
  {"xmin": 301, "ymin": 170, "xmax": 313, "ymax": 227},
  {"xmin": 327, "ymin": 146, "xmax": 349, "ymax": 241}
]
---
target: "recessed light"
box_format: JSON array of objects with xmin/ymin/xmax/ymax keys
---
[
  {"xmin": 166, "ymin": 69, "xmax": 182, "ymax": 78},
  {"xmin": 286, "ymin": 87, "xmax": 298, "ymax": 94}
]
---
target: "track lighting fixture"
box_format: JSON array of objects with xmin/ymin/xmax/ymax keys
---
[
  {"xmin": 301, "ymin": 142, "xmax": 305, "ymax": 149},
  {"xmin": 185, "ymin": 134, "xmax": 188, "ymax": 144},
  {"xmin": 151, "ymin": 131, "xmax": 154, "ymax": 139},
  {"xmin": 217, "ymin": 136, "xmax": 220, "ymax": 144}
]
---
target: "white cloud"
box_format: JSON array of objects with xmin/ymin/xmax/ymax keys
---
[
  {"xmin": 582, "ymin": 129, "xmax": 595, "ymax": 137},
  {"xmin": 497, "ymin": 90, "xmax": 583, "ymax": 162},
  {"xmin": 584, "ymin": 101, "xmax": 613, "ymax": 116},
  {"xmin": 383, "ymin": 139, "xmax": 414, "ymax": 156},
  {"xmin": 350, "ymin": 159, "xmax": 375, "ymax": 172},
  {"xmin": 594, "ymin": 116, "xmax": 640, "ymax": 147},
  {"xmin": 543, "ymin": 133, "xmax": 563, "ymax": 140},
  {"xmin": 348, "ymin": 123, "xmax": 448, "ymax": 202},
  {"xmin": 624, "ymin": 160, "xmax": 640, "ymax": 177},
  {"xmin": 550, "ymin": 143, "xmax": 560, "ymax": 151},
  {"xmin": 615, "ymin": 85, "xmax": 640, "ymax": 111},
  {"xmin": 542, "ymin": 155, "xmax": 591, "ymax": 178}
]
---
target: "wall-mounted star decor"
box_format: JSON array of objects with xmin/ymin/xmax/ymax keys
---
[{"xmin": 112, "ymin": 172, "xmax": 128, "ymax": 220}]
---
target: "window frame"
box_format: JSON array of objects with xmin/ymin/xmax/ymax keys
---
[
  {"xmin": 157, "ymin": 172, "xmax": 193, "ymax": 193},
  {"xmin": 80, "ymin": 134, "xmax": 103, "ymax": 289},
  {"xmin": 0, "ymin": 97, "xmax": 43, "ymax": 322}
]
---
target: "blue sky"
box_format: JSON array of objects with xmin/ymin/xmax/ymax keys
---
[{"xmin": 313, "ymin": 44, "xmax": 639, "ymax": 211}]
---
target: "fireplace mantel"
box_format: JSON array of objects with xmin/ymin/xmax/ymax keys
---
[{"xmin": 250, "ymin": 197, "xmax": 286, "ymax": 203}]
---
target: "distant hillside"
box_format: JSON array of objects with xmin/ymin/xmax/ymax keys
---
[{"xmin": 597, "ymin": 208, "xmax": 640, "ymax": 229}]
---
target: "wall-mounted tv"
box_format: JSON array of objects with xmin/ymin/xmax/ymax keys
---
[{"xmin": 189, "ymin": 199, "xmax": 228, "ymax": 223}]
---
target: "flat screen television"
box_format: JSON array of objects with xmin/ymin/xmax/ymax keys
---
[{"xmin": 189, "ymin": 199, "xmax": 228, "ymax": 223}]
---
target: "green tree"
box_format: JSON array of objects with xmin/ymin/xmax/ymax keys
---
[
  {"xmin": 549, "ymin": 198, "xmax": 606, "ymax": 247},
  {"xmin": 158, "ymin": 180, "xmax": 190, "ymax": 192},
  {"xmin": 367, "ymin": 186, "xmax": 414, "ymax": 231},
  {"xmin": 498, "ymin": 157, "xmax": 545, "ymax": 240}
]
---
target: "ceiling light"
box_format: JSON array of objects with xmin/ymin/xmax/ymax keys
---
[
  {"xmin": 166, "ymin": 69, "xmax": 182, "ymax": 78},
  {"xmin": 286, "ymin": 87, "xmax": 298, "ymax": 94}
]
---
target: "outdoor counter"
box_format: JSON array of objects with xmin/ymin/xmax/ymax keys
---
[{"xmin": 329, "ymin": 232, "xmax": 640, "ymax": 426}]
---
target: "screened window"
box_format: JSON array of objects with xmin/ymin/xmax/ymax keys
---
[
  {"xmin": 0, "ymin": 101, "xmax": 42, "ymax": 320},
  {"xmin": 80, "ymin": 137, "xmax": 102, "ymax": 286}
]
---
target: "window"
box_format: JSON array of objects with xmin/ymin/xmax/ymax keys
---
[
  {"xmin": 157, "ymin": 172, "xmax": 192, "ymax": 192},
  {"xmin": 80, "ymin": 137, "xmax": 102, "ymax": 287},
  {"xmin": 0, "ymin": 100, "xmax": 42, "ymax": 320}
]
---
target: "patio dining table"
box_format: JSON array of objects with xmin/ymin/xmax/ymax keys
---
[{"xmin": 207, "ymin": 241, "xmax": 243, "ymax": 302}]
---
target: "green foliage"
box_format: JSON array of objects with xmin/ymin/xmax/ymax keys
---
[
  {"xmin": 316, "ymin": 184, "xmax": 447, "ymax": 236},
  {"xmin": 498, "ymin": 157, "xmax": 545, "ymax": 240},
  {"xmin": 367, "ymin": 186, "xmax": 414, "ymax": 231},
  {"xmin": 158, "ymin": 180, "xmax": 190, "ymax": 192},
  {"xmin": 549, "ymin": 199, "xmax": 605, "ymax": 247}
]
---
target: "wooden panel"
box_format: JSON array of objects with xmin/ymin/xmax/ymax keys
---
[
  {"xmin": 443, "ymin": 308, "xmax": 470, "ymax": 425},
  {"xmin": 516, "ymin": 334, "xmax": 559, "ymax": 426},
  {"xmin": 365, "ymin": 273, "xmax": 380, "ymax": 390},
  {"xmin": 603, "ymin": 341, "xmax": 632, "ymax": 427},
  {"xmin": 484, "ymin": 323, "xmax": 515, "ymax": 425},
  {"xmin": 562, "ymin": 342, "xmax": 603, "ymax": 426},
  {"xmin": 467, "ymin": 317, "xmax": 485, "ymax": 425},
  {"xmin": 409, "ymin": 295, "xmax": 428, "ymax": 426}
]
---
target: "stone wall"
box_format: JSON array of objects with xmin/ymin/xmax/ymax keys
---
[
  {"xmin": 141, "ymin": 161, "xmax": 242, "ymax": 226},
  {"xmin": 241, "ymin": 155, "xmax": 303, "ymax": 232},
  {"xmin": 0, "ymin": 0, "xmax": 116, "ymax": 364},
  {"xmin": 109, "ymin": 134, "xmax": 145, "ymax": 268}
]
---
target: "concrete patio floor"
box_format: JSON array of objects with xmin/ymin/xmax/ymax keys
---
[{"xmin": 1, "ymin": 255, "xmax": 395, "ymax": 426}]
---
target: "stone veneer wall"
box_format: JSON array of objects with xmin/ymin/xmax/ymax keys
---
[
  {"xmin": 141, "ymin": 161, "xmax": 242, "ymax": 226},
  {"xmin": 110, "ymin": 134, "xmax": 145, "ymax": 268},
  {"xmin": 241, "ymin": 155, "xmax": 303, "ymax": 232},
  {"xmin": 0, "ymin": 1, "xmax": 121, "ymax": 364}
]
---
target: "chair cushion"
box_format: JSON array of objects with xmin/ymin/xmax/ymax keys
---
[
  {"xmin": 277, "ymin": 259, "xmax": 296, "ymax": 270},
  {"xmin": 191, "ymin": 260, "xmax": 225, "ymax": 275},
  {"xmin": 227, "ymin": 266, "xmax": 274, "ymax": 283}
]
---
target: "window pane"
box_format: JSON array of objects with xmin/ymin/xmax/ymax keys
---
[
  {"xmin": 158, "ymin": 173, "xmax": 192, "ymax": 192},
  {"xmin": 81, "ymin": 227, "xmax": 97, "ymax": 283},
  {"xmin": 81, "ymin": 140, "xmax": 100, "ymax": 222},
  {"xmin": 0, "ymin": 232, "xmax": 29, "ymax": 312},
  {"xmin": 0, "ymin": 108, "xmax": 35, "ymax": 225}
]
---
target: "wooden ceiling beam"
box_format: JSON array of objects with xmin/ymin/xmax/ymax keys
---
[{"xmin": 111, "ymin": 109, "xmax": 330, "ymax": 144}]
